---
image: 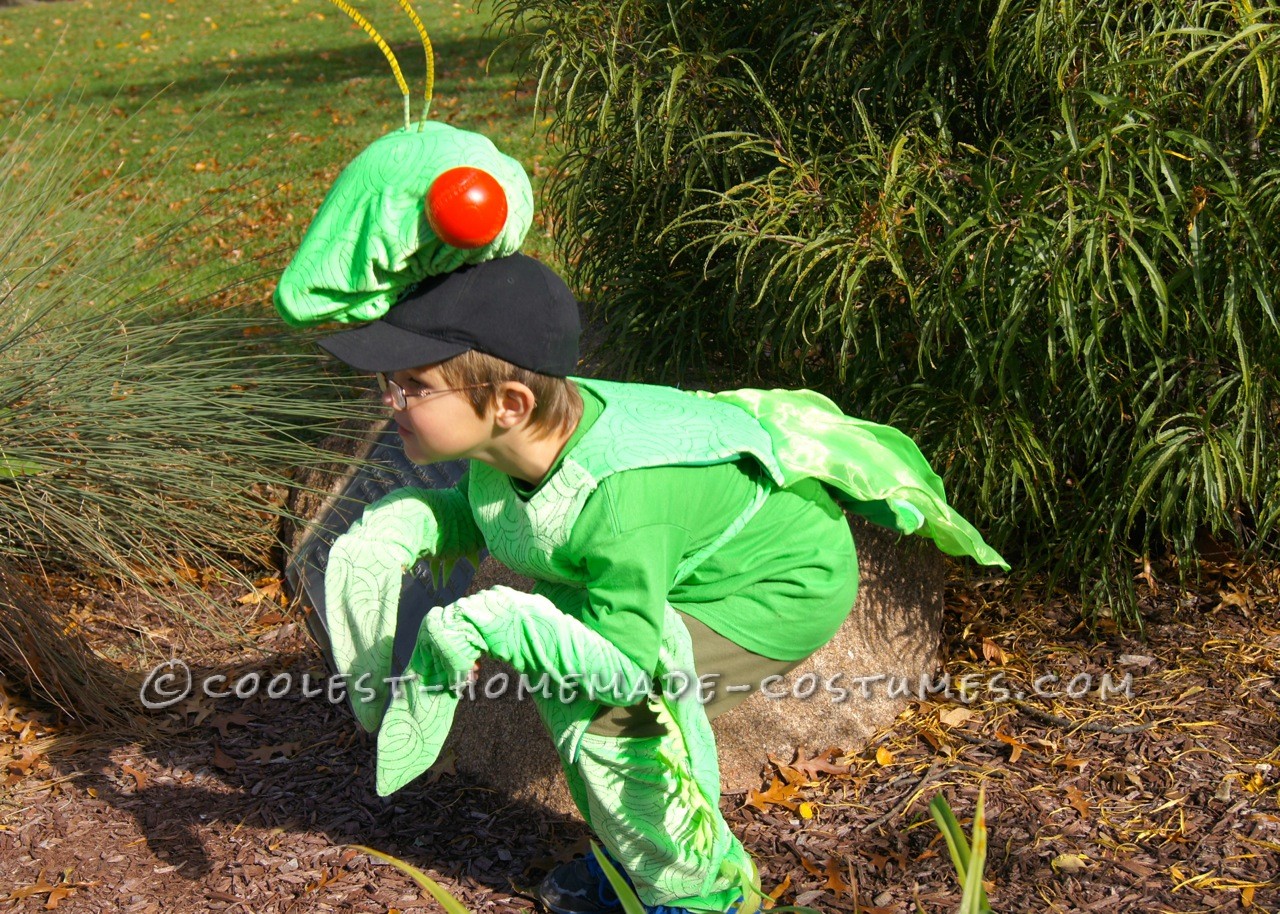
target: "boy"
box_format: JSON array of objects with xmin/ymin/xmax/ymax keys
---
[{"xmin": 317, "ymin": 252, "xmax": 1006, "ymax": 914}]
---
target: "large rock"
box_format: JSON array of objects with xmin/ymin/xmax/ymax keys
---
[{"xmin": 436, "ymin": 517, "xmax": 942, "ymax": 817}]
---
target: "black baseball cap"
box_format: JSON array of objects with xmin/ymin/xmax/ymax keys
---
[{"xmin": 317, "ymin": 253, "xmax": 581, "ymax": 376}]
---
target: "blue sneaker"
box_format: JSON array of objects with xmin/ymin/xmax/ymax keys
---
[
  {"xmin": 537, "ymin": 854, "xmax": 742, "ymax": 914},
  {"xmin": 537, "ymin": 853, "xmax": 626, "ymax": 914}
]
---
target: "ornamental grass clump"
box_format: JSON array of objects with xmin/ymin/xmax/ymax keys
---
[
  {"xmin": 494, "ymin": 0, "xmax": 1280, "ymax": 625},
  {"xmin": 0, "ymin": 93, "xmax": 362, "ymax": 648}
]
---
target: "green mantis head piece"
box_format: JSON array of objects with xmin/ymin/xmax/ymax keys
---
[{"xmin": 273, "ymin": 0, "xmax": 534, "ymax": 327}]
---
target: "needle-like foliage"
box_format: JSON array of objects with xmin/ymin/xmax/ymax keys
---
[
  {"xmin": 1, "ymin": 92, "xmax": 364, "ymax": 634},
  {"xmin": 494, "ymin": 0, "xmax": 1280, "ymax": 625}
]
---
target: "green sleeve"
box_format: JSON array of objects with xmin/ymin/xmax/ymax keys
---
[
  {"xmin": 323, "ymin": 473, "xmax": 485, "ymax": 733},
  {"xmin": 349, "ymin": 472, "xmax": 485, "ymax": 564}
]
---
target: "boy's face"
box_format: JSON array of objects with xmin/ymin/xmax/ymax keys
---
[{"xmin": 382, "ymin": 364, "xmax": 494, "ymax": 465}]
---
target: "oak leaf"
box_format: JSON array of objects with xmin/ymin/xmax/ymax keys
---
[
  {"xmin": 6, "ymin": 746, "xmax": 41, "ymax": 775},
  {"xmin": 248, "ymin": 741, "xmax": 300, "ymax": 762},
  {"xmin": 747, "ymin": 777, "xmax": 801, "ymax": 812},
  {"xmin": 823, "ymin": 858, "xmax": 851, "ymax": 895},
  {"xmin": 120, "ymin": 763, "xmax": 149, "ymax": 790},
  {"xmin": 213, "ymin": 710, "xmax": 253, "ymax": 738},
  {"xmin": 790, "ymin": 747, "xmax": 852, "ymax": 779},
  {"xmin": 212, "ymin": 743, "xmax": 238, "ymax": 772},
  {"xmin": 995, "ymin": 732, "xmax": 1030, "ymax": 764}
]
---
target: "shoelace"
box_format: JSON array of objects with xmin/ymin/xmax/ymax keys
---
[{"xmin": 581, "ymin": 854, "xmax": 621, "ymax": 905}]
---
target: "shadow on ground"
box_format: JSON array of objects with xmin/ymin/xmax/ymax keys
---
[
  {"xmin": 4, "ymin": 634, "xmax": 584, "ymax": 912},
  {"xmin": 76, "ymin": 35, "xmax": 527, "ymax": 114}
]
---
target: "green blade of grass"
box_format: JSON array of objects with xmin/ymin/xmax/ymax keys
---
[
  {"xmin": 959, "ymin": 787, "xmax": 990, "ymax": 914},
  {"xmin": 350, "ymin": 844, "xmax": 472, "ymax": 914},
  {"xmin": 590, "ymin": 842, "xmax": 646, "ymax": 914},
  {"xmin": 929, "ymin": 793, "xmax": 972, "ymax": 885}
]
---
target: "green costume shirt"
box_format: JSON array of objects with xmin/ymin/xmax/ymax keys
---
[
  {"xmin": 509, "ymin": 386, "xmax": 858, "ymax": 671},
  {"xmin": 380, "ymin": 383, "xmax": 857, "ymax": 673}
]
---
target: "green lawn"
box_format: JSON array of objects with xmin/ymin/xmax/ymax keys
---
[{"xmin": 0, "ymin": 0, "xmax": 554, "ymax": 310}]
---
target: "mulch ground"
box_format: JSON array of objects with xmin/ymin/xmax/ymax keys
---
[{"xmin": 2, "ymin": 558, "xmax": 1277, "ymax": 914}]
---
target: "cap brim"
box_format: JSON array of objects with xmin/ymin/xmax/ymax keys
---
[{"xmin": 317, "ymin": 321, "xmax": 470, "ymax": 373}]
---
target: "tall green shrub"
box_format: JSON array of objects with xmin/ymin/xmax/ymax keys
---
[{"xmin": 494, "ymin": 0, "xmax": 1280, "ymax": 623}]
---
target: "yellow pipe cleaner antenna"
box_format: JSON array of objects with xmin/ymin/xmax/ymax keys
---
[
  {"xmin": 393, "ymin": 0, "xmax": 435, "ymax": 126},
  {"xmin": 325, "ymin": 0, "xmax": 412, "ymax": 130}
]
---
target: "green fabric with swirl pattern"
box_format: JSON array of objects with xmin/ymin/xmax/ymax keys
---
[{"xmin": 274, "ymin": 122, "xmax": 533, "ymax": 327}]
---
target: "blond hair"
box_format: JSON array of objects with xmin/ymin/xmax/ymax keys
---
[{"xmin": 435, "ymin": 350, "xmax": 583, "ymax": 439}]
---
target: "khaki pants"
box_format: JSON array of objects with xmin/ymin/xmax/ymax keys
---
[{"xmin": 587, "ymin": 611, "xmax": 804, "ymax": 738}]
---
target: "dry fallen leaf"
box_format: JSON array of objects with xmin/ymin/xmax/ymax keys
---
[
  {"xmin": 995, "ymin": 732, "xmax": 1030, "ymax": 764},
  {"xmin": 211, "ymin": 743, "xmax": 238, "ymax": 772},
  {"xmin": 248, "ymin": 742, "xmax": 301, "ymax": 763},
  {"xmin": 766, "ymin": 754, "xmax": 810, "ymax": 787},
  {"xmin": 1216, "ymin": 589, "xmax": 1253, "ymax": 614},
  {"xmin": 797, "ymin": 853, "xmax": 824, "ymax": 877},
  {"xmin": 1118, "ymin": 654, "xmax": 1157, "ymax": 667},
  {"xmin": 120, "ymin": 763, "xmax": 148, "ymax": 790},
  {"xmin": 5, "ymin": 871, "xmax": 57, "ymax": 902},
  {"xmin": 6, "ymin": 746, "xmax": 41, "ymax": 775},
  {"xmin": 238, "ymin": 577, "xmax": 284, "ymax": 606},
  {"xmin": 875, "ymin": 745, "xmax": 894, "ymax": 766},
  {"xmin": 425, "ymin": 747, "xmax": 457, "ymax": 781},
  {"xmin": 1053, "ymin": 753, "xmax": 1088, "ymax": 772},
  {"xmin": 1064, "ymin": 785, "xmax": 1090, "ymax": 819},
  {"xmin": 982, "ymin": 637, "xmax": 1011, "ymax": 664},
  {"xmin": 939, "ymin": 706, "xmax": 974, "ymax": 728},
  {"xmin": 45, "ymin": 884, "xmax": 75, "ymax": 909},
  {"xmin": 747, "ymin": 777, "xmax": 801, "ymax": 812},
  {"xmin": 823, "ymin": 857, "xmax": 851, "ymax": 895},
  {"xmin": 1051, "ymin": 853, "xmax": 1089, "ymax": 874},
  {"xmin": 177, "ymin": 695, "xmax": 217, "ymax": 726},
  {"xmin": 212, "ymin": 710, "xmax": 253, "ymax": 738},
  {"xmin": 789, "ymin": 746, "xmax": 853, "ymax": 779},
  {"xmin": 3, "ymin": 870, "xmax": 79, "ymax": 908}
]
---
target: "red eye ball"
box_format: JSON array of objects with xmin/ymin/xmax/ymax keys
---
[{"xmin": 426, "ymin": 167, "xmax": 509, "ymax": 249}]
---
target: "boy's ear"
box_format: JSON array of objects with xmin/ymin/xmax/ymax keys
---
[{"xmin": 491, "ymin": 381, "xmax": 537, "ymax": 429}]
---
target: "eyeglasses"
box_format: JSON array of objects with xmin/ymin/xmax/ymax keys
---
[{"xmin": 376, "ymin": 373, "xmax": 492, "ymax": 410}]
